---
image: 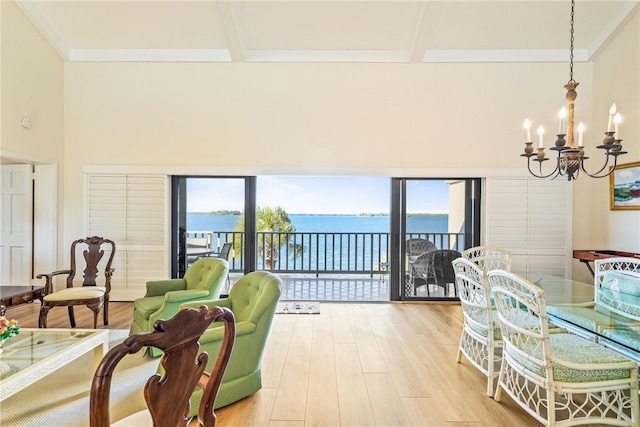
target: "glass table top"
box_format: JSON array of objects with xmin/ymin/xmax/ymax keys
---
[
  {"xmin": 0, "ymin": 328, "xmax": 108, "ymax": 399},
  {"xmin": 520, "ymin": 272, "xmax": 595, "ymax": 305},
  {"xmin": 517, "ymin": 272, "xmax": 640, "ymax": 361}
]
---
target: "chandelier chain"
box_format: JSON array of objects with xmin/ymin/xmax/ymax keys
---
[{"xmin": 568, "ymin": 0, "xmax": 575, "ymax": 83}]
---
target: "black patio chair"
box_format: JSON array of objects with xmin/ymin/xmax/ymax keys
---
[{"xmin": 432, "ymin": 249, "xmax": 462, "ymax": 296}]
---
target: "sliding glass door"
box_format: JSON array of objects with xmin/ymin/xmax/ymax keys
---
[
  {"xmin": 170, "ymin": 175, "xmax": 480, "ymax": 302},
  {"xmin": 171, "ymin": 176, "xmax": 256, "ymax": 280},
  {"xmin": 390, "ymin": 178, "xmax": 480, "ymax": 301}
]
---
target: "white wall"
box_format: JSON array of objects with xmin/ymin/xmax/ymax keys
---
[
  {"xmin": 62, "ymin": 61, "xmax": 588, "ymax": 241},
  {"xmin": 0, "ymin": 1, "xmax": 64, "ymax": 161},
  {"xmin": 1, "ymin": 1, "xmax": 64, "ymax": 271}
]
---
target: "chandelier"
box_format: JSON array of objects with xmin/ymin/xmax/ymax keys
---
[{"xmin": 521, "ymin": 0, "xmax": 627, "ymax": 181}]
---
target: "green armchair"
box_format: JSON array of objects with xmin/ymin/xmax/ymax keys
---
[
  {"xmin": 129, "ymin": 258, "xmax": 229, "ymax": 356},
  {"xmin": 181, "ymin": 270, "xmax": 282, "ymax": 410}
]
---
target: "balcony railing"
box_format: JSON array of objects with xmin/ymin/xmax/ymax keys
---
[{"xmin": 187, "ymin": 230, "xmax": 465, "ymax": 276}]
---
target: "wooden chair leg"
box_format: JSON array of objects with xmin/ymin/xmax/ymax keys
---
[
  {"xmin": 103, "ymin": 299, "xmax": 109, "ymax": 325},
  {"xmin": 39, "ymin": 305, "xmax": 50, "ymax": 328},
  {"xmin": 68, "ymin": 306, "xmax": 77, "ymax": 328}
]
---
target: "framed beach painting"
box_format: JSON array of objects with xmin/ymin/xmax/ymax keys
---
[{"xmin": 610, "ymin": 161, "xmax": 640, "ymax": 210}]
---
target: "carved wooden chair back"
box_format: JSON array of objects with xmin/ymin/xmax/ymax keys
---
[
  {"xmin": 90, "ymin": 305, "xmax": 236, "ymax": 427},
  {"xmin": 67, "ymin": 236, "xmax": 116, "ymax": 287}
]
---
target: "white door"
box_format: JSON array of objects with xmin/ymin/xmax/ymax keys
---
[{"xmin": 0, "ymin": 164, "xmax": 33, "ymax": 284}]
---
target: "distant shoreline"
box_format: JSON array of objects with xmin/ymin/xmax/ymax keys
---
[{"xmin": 190, "ymin": 212, "xmax": 447, "ymax": 217}]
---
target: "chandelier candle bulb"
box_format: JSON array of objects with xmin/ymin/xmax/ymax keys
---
[
  {"xmin": 524, "ymin": 119, "xmax": 532, "ymax": 141},
  {"xmin": 577, "ymin": 123, "xmax": 584, "ymax": 147},
  {"xmin": 559, "ymin": 107, "xmax": 567, "ymax": 134},
  {"xmin": 607, "ymin": 103, "xmax": 617, "ymax": 132},
  {"xmin": 537, "ymin": 126, "xmax": 544, "ymax": 148}
]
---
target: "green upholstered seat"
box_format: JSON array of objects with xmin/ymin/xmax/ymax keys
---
[
  {"xmin": 129, "ymin": 258, "xmax": 228, "ymax": 357},
  {"xmin": 180, "ymin": 270, "xmax": 282, "ymax": 411},
  {"xmin": 513, "ymin": 332, "xmax": 632, "ymax": 383}
]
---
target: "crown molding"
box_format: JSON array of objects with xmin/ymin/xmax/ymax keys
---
[{"xmin": 68, "ymin": 49, "xmax": 232, "ymax": 62}]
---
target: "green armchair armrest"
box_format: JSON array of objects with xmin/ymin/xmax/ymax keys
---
[
  {"xmin": 181, "ymin": 298, "xmax": 232, "ymax": 311},
  {"xmin": 164, "ymin": 289, "xmax": 209, "ymax": 303},
  {"xmin": 199, "ymin": 319, "xmax": 257, "ymax": 342},
  {"xmin": 145, "ymin": 279, "xmax": 186, "ymax": 297}
]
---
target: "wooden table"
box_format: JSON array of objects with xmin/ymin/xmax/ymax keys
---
[
  {"xmin": 0, "ymin": 285, "xmax": 45, "ymax": 311},
  {"xmin": 573, "ymin": 250, "xmax": 640, "ymax": 277}
]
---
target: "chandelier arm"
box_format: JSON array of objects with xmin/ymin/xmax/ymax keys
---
[
  {"xmin": 526, "ymin": 156, "xmax": 561, "ymax": 179},
  {"xmin": 582, "ymin": 154, "xmax": 618, "ymax": 178},
  {"xmin": 581, "ymin": 155, "xmax": 610, "ymax": 177}
]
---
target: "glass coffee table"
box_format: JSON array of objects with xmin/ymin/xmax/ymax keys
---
[{"xmin": 0, "ymin": 328, "xmax": 109, "ymax": 401}]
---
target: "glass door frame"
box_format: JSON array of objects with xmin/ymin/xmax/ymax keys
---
[{"xmin": 171, "ymin": 175, "xmax": 257, "ymax": 278}]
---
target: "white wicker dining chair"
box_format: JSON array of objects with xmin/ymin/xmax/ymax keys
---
[
  {"xmin": 487, "ymin": 270, "xmax": 639, "ymax": 426},
  {"xmin": 452, "ymin": 257, "xmax": 501, "ymax": 396},
  {"xmin": 462, "ymin": 245, "xmax": 512, "ymax": 272}
]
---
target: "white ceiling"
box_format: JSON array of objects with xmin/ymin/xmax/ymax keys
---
[{"xmin": 16, "ymin": 0, "xmax": 640, "ymax": 63}]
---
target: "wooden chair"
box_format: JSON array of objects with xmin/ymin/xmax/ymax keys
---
[
  {"xmin": 90, "ymin": 305, "xmax": 236, "ymax": 427},
  {"xmin": 37, "ymin": 236, "xmax": 115, "ymax": 328}
]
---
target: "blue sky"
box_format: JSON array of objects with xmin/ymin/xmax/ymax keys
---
[{"xmin": 187, "ymin": 176, "xmax": 449, "ymax": 214}]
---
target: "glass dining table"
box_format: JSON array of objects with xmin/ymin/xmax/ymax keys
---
[{"xmin": 523, "ymin": 272, "xmax": 640, "ymax": 363}]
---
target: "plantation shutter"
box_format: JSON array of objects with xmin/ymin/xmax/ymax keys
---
[
  {"xmin": 86, "ymin": 174, "xmax": 168, "ymax": 300},
  {"xmin": 484, "ymin": 177, "xmax": 571, "ymax": 276}
]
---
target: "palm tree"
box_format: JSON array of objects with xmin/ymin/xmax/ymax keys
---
[{"xmin": 235, "ymin": 206, "xmax": 304, "ymax": 270}]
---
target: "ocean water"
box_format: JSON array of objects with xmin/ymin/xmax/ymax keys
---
[
  {"xmin": 187, "ymin": 214, "xmax": 450, "ymax": 271},
  {"xmin": 187, "ymin": 213, "xmax": 448, "ymax": 234}
]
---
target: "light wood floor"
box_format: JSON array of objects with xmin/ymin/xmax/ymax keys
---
[{"xmin": 4, "ymin": 301, "xmax": 540, "ymax": 426}]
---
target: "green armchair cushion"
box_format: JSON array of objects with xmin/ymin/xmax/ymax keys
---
[
  {"xmin": 129, "ymin": 258, "xmax": 229, "ymax": 347},
  {"xmin": 180, "ymin": 270, "xmax": 282, "ymax": 411}
]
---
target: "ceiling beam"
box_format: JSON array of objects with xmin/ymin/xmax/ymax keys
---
[{"xmin": 216, "ymin": 1, "xmax": 245, "ymax": 62}]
